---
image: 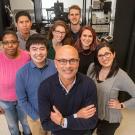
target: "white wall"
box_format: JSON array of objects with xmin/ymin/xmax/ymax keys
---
[
  {"xmin": 10, "ymin": 0, "xmax": 34, "ymax": 22},
  {"xmin": 10, "ymin": 0, "xmax": 34, "ymax": 10}
]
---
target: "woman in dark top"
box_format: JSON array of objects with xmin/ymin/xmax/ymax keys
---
[
  {"xmin": 74, "ymin": 25, "xmax": 97, "ymax": 74},
  {"xmin": 47, "ymin": 20, "xmax": 72, "ymax": 59}
]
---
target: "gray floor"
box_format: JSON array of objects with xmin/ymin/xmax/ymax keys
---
[{"xmin": 1, "ymin": 109, "xmax": 135, "ymax": 135}]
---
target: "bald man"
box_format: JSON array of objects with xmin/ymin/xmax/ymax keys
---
[{"xmin": 38, "ymin": 45, "xmax": 98, "ymax": 135}]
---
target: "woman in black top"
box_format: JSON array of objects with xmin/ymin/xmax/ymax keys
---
[{"xmin": 74, "ymin": 25, "xmax": 97, "ymax": 74}]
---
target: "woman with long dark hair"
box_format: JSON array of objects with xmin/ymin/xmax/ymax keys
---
[{"xmin": 87, "ymin": 43, "xmax": 135, "ymax": 135}]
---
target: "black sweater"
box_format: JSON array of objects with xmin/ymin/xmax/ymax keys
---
[
  {"xmin": 78, "ymin": 50, "xmax": 95, "ymax": 75},
  {"xmin": 38, "ymin": 73, "xmax": 98, "ymax": 135}
]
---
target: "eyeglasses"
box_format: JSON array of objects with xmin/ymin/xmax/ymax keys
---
[
  {"xmin": 55, "ymin": 59, "xmax": 79, "ymax": 65},
  {"xmin": 98, "ymin": 52, "xmax": 111, "ymax": 59},
  {"xmin": 2, "ymin": 40, "xmax": 18, "ymax": 45},
  {"xmin": 54, "ymin": 30, "xmax": 66, "ymax": 35}
]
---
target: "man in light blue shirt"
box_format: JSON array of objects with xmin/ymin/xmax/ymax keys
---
[{"xmin": 16, "ymin": 34, "xmax": 56, "ymax": 135}]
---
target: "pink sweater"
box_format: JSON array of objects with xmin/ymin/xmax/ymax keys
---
[{"xmin": 0, "ymin": 50, "xmax": 30, "ymax": 101}]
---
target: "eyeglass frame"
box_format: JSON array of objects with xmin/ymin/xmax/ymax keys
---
[
  {"xmin": 2, "ymin": 40, "xmax": 19, "ymax": 46},
  {"xmin": 97, "ymin": 52, "xmax": 112, "ymax": 59},
  {"xmin": 54, "ymin": 30, "xmax": 66, "ymax": 35},
  {"xmin": 55, "ymin": 58, "xmax": 80, "ymax": 65}
]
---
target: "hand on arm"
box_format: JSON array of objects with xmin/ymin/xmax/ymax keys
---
[
  {"xmin": 50, "ymin": 106, "xmax": 64, "ymax": 126},
  {"xmin": 50, "ymin": 104, "xmax": 96, "ymax": 128},
  {"xmin": 66, "ymin": 104, "xmax": 97, "ymax": 130},
  {"xmin": 76, "ymin": 104, "xmax": 96, "ymax": 119}
]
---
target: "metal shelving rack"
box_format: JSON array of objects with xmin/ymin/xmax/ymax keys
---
[{"xmin": 90, "ymin": 0, "xmax": 112, "ymax": 37}]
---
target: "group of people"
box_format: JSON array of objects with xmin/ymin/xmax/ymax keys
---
[{"xmin": 0, "ymin": 4, "xmax": 135, "ymax": 135}]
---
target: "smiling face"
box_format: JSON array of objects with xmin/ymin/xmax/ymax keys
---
[
  {"xmin": 68, "ymin": 9, "xmax": 81, "ymax": 25},
  {"xmin": 52, "ymin": 25, "xmax": 66, "ymax": 43},
  {"xmin": 54, "ymin": 45, "xmax": 79, "ymax": 82},
  {"xmin": 29, "ymin": 44, "xmax": 47, "ymax": 68},
  {"xmin": 2, "ymin": 34, "xmax": 19, "ymax": 58},
  {"xmin": 80, "ymin": 29, "xmax": 93, "ymax": 50},
  {"xmin": 97, "ymin": 47, "xmax": 115, "ymax": 68}
]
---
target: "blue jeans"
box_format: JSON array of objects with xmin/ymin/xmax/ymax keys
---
[{"xmin": 0, "ymin": 100, "xmax": 31, "ymax": 135}]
